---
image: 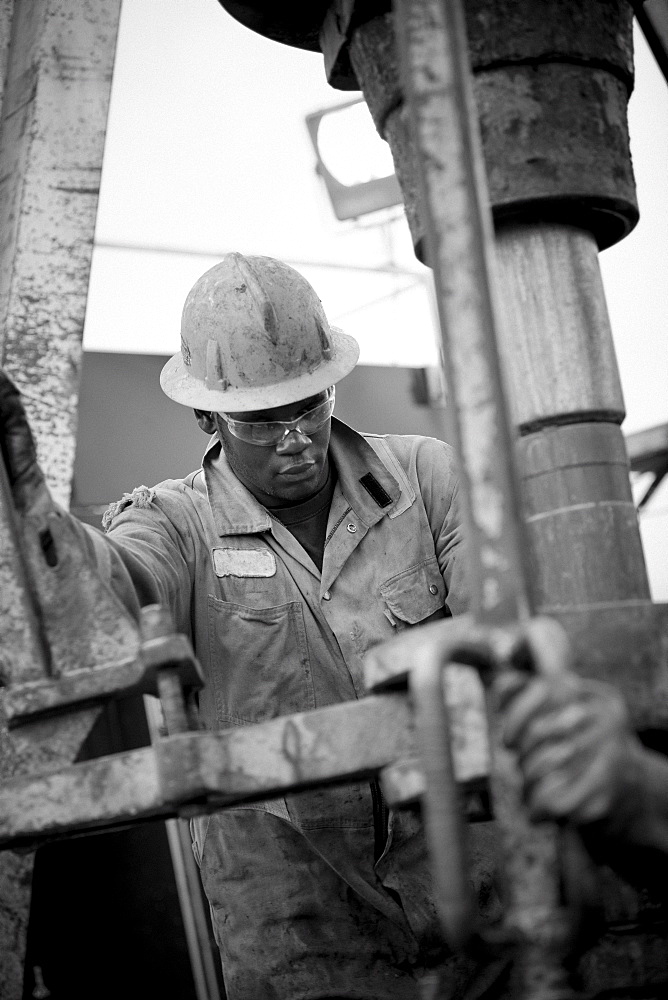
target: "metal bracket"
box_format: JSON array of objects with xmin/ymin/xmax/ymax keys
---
[{"xmin": 3, "ymin": 606, "xmax": 204, "ymax": 728}]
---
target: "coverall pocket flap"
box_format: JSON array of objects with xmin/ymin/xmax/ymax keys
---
[{"xmin": 380, "ymin": 559, "xmax": 445, "ymax": 624}]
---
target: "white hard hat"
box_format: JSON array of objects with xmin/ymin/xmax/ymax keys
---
[{"xmin": 160, "ymin": 252, "xmax": 359, "ymax": 412}]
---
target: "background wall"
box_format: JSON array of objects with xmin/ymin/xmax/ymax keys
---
[{"xmin": 70, "ymin": 352, "xmax": 451, "ymax": 517}]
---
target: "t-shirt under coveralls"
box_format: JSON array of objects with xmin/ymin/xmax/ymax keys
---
[{"xmin": 84, "ymin": 417, "xmax": 502, "ymax": 1000}]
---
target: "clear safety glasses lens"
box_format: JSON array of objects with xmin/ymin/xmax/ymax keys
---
[{"xmin": 222, "ymin": 389, "xmax": 335, "ymax": 446}]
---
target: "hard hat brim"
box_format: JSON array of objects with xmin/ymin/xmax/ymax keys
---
[{"xmin": 160, "ymin": 327, "xmax": 360, "ymax": 413}]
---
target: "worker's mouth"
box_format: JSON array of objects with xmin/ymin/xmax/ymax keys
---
[{"xmin": 279, "ymin": 461, "xmax": 316, "ymax": 477}]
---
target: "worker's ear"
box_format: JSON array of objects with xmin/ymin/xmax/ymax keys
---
[{"xmin": 194, "ymin": 409, "xmax": 217, "ymax": 435}]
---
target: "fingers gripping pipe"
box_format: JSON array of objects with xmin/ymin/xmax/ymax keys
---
[{"xmin": 410, "ymin": 616, "xmax": 586, "ymax": 999}]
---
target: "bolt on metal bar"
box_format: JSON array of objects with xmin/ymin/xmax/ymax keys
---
[{"xmin": 394, "ymin": 0, "xmax": 533, "ymax": 627}]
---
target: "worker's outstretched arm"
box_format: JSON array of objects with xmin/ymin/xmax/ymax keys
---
[
  {"xmin": 0, "ymin": 369, "xmax": 189, "ymax": 626},
  {"xmin": 496, "ymin": 660, "xmax": 668, "ymax": 891}
]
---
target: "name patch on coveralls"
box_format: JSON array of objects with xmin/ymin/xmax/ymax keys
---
[{"xmin": 212, "ymin": 548, "xmax": 277, "ymax": 578}]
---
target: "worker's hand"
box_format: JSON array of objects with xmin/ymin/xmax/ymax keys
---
[
  {"xmin": 0, "ymin": 370, "xmax": 50, "ymax": 514},
  {"xmin": 495, "ymin": 665, "xmax": 643, "ymax": 833}
]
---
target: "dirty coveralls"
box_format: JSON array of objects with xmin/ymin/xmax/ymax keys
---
[{"xmin": 84, "ymin": 417, "xmax": 500, "ymax": 1000}]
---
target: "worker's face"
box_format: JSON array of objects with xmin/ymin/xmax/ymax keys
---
[{"xmin": 201, "ymin": 391, "xmax": 332, "ymax": 506}]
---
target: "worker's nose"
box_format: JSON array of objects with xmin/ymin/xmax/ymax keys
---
[{"xmin": 275, "ymin": 428, "xmax": 312, "ymax": 454}]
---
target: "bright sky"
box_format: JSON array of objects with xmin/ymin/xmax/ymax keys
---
[{"xmin": 83, "ymin": 0, "xmax": 668, "ymax": 596}]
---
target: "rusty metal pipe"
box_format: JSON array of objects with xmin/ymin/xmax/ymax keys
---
[
  {"xmin": 392, "ymin": 2, "xmax": 581, "ymax": 993},
  {"xmin": 393, "ymin": 0, "xmax": 532, "ymax": 627},
  {"xmin": 410, "ymin": 638, "xmax": 477, "ymax": 951}
]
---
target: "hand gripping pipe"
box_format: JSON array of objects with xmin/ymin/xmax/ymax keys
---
[
  {"xmin": 409, "ymin": 616, "xmax": 590, "ymax": 999},
  {"xmin": 393, "ymin": 0, "xmax": 583, "ymax": 995}
]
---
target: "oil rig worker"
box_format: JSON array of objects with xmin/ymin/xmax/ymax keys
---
[
  {"xmin": 0, "ymin": 253, "xmax": 506, "ymax": 1000},
  {"xmin": 496, "ymin": 617, "xmax": 668, "ymax": 892}
]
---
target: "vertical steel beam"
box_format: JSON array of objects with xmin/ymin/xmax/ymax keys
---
[
  {"xmin": 388, "ymin": 0, "xmax": 533, "ymax": 628},
  {"xmin": 0, "ymin": 2, "xmax": 121, "ymax": 996},
  {"xmin": 390, "ymin": 3, "xmax": 579, "ymax": 994},
  {"xmin": 0, "ymin": 0, "xmax": 121, "ymax": 507},
  {"xmin": 494, "ymin": 222, "xmax": 651, "ymax": 611}
]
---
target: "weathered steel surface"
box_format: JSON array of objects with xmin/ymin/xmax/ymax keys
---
[
  {"xmin": 0, "ymin": 602, "xmax": 203, "ymax": 733},
  {"xmin": 0, "ymin": 0, "xmax": 14, "ymax": 96},
  {"xmin": 366, "ymin": 612, "xmax": 586, "ymax": 995},
  {"xmin": 552, "ymin": 603, "xmax": 668, "ymax": 729},
  {"xmin": 140, "ymin": 621, "xmax": 201, "ymax": 689},
  {"xmin": 139, "ymin": 604, "xmax": 204, "ymax": 735},
  {"xmin": 475, "ymin": 64, "xmax": 636, "ymax": 249},
  {"xmin": 366, "ymin": 603, "xmax": 668, "ymax": 731},
  {"xmin": 0, "ymin": 0, "xmax": 121, "ymax": 507},
  {"xmin": 0, "ymin": 695, "xmax": 414, "ymax": 849},
  {"xmin": 465, "ymin": 0, "xmax": 634, "ymax": 79},
  {"xmin": 519, "ymin": 423, "xmax": 633, "ymax": 508},
  {"xmin": 348, "ymin": 13, "xmax": 423, "ymax": 259},
  {"xmin": 15, "ymin": 511, "xmax": 139, "ymax": 680},
  {"xmin": 0, "ymin": 741, "xmax": 162, "ymax": 849},
  {"xmin": 0, "ymin": 2, "xmax": 121, "ymax": 994},
  {"xmin": 527, "ymin": 505, "xmax": 649, "ymax": 608},
  {"xmin": 391, "ymin": 1, "xmax": 583, "ymax": 988},
  {"xmin": 347, "ymin": 3, "xmax": 636, "ymax": 259},
  {"xmin": 494, "ymin": 224, "xmax": 626, "ymax": 430},
  {"xmin": 393, "ymin": 0, "xmax": 532, "ymax": 628},
  {"xmin": 1, "ymin": 510, "xmax": 142, "ymax": 722},
  {"xmin": 492, "ymin": 220, "xmax": 654, "ymax": 629},
  {"xmin": 518, "ymin": 424, "xmax": 650, "ymax": 609},
  {"xmin": 466, "ymin": 0, "xmax": 637, "ymax": 249},
  {"xmin": 409, "ymin": 636, "xmax": 480, "ymax": 951},
  {"xmin": 158, "ymin": 694, "xmax": 414, "ymax": 806}
]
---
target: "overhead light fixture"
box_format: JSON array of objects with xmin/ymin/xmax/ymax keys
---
[{"xmin": 305, "ymin": 97, "xmax": 403, "ymax": 220}]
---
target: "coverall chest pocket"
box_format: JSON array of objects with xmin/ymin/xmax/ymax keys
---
[
  {"xmin": 380, "ymin": 558, "xmax": 447, "ymax": 631},
  {"xmin": 207, "ymin": 595, "xmax": 315, "ymax": 726}
]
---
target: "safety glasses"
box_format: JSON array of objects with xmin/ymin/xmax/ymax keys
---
[{"xmin": 220, "ymin": 387, "xmax": 335, "ymax": 446}]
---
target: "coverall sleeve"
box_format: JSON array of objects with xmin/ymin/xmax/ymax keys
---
[
  {"xmin": 69, "ymin": 489, "xmax": 195, "ymax": 635},
  {"xmin": 414, "ymin": 437, "xmax": 472, "ymax": 616}
]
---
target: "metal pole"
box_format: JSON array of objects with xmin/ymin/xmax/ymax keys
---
[
  {"xmin": 393, "ymin": 3, "xmax": 582, "ymax": 995},
  {"xmin": 0, "ymin": 2, "xmax": 122, "ymax": 995},
  {"xmin": 393, "ymin": 0, "xmax": 533, "ymax": 628}
]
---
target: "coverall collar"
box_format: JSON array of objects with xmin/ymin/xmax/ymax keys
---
[{"xmin": 202, "ymin": 416, "xmax": 402, "ymax": 537}]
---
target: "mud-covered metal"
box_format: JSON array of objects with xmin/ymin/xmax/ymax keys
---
[
  {"xmin": 394, "ymin": 0, "xmax": 531, "ymax": 627},
  {"xmin": 0, "ymin": 674, "xmax": 501, "ymax": 852},
  {"xmin": 390, "ymin": 1, "xmax": 589, "ymax": 992},
  {"xmin": 3, "ymin": 631, "xmax": 204, "ymax": 727},
  {"xmin": 0, "ymin": 524, "xmax": 202, "ymax": 733},
  {"xmin": 1, "ymin": 509, "xmax": 142, "ymax": 725},
  {"xmin": 409, "ymin": 634, "xmax": 478, "ymax": 953},
  {"xmin": 366, "ymin": 613, "xmax": 588, "ymax": 998},
  {"xmin": 0, "ymin": 695, "xmax": 412, "ymax": 849},
  {"xmin": 139, "ymin": 604, "xmax": 203, "ymax": 735},
  {"xmin": 0, "ymin": 0, "xmax": 122, "ymax": 509},
  {"xmin": 0, "ymin": 8, "xmax": 121, "ymax": 982}
]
